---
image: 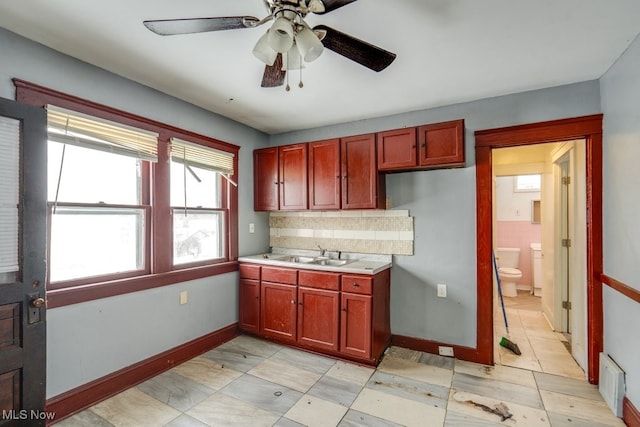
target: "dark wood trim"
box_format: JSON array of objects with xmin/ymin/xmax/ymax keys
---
[
  {"xmin": 47, "ymin": 262, "xmax": 238, "ymax": 308},
  {"xmin": 46, "ymin": 323, "xmax": 239, "ymax": 425},
  {"xmin": 601, "ymin": 274, "xmax": 640, "ymax": 304},
  {"xmin": 391, "ymin": 334, "xmax": 479, "ymax": 362},
  {"xmin": 624, "ymin": 396, "xmax": 640, "ymax": 427},
  {"xmin": 475, "ymin": 114, "xmax": 603, "ymax": 383}
]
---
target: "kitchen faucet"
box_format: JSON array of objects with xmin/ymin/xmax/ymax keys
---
[{"xmin": 317, "ymin": 244, "xmax": 326, "ymax": 257}]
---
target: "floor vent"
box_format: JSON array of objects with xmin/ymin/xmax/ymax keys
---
[{"xmin": 599, "ymin": 352, "xmax": 625, "ymax": 417}]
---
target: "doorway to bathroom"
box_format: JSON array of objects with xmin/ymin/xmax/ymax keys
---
[
  {"xmin": 475, "ymin": 115, "xmax": 603, "ymax": 384},
  {"xmin": 491, "ymin": 141, "xmax": 588, "ymax": 379}
]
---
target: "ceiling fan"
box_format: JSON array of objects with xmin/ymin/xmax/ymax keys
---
[{"xmin": 143, "ymin": 0, "xmax": 396, "ymax": 89}]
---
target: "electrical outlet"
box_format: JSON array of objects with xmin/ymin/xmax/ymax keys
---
[
  {"xmin": 438, "ymin": 346, "xmax": 454, "ymax": 357},
  {"xmin": 180, "ymin": 291, "xmax": 188, "ymax": 305},
  {"xmin": 437, "ymin": 283, "xmax": 447, "ymax": 298},
  {"xmin": 249, "ymin": 223, "xmax": 255, "ymax": 233}
]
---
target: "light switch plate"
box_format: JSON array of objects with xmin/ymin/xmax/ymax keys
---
[
  {"xmin": 437, "ymin": 283, "xmax": 447, "ymax": 298},
  {"xmin": 180, "ymin": 291, "xmax": 188, "ymax": 305}
]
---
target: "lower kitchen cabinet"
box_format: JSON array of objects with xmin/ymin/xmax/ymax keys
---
[
  {"xmin": 239, "ymin": 263, "xmax": 391, "ymax": 365},
  {"xmin": 261, "ymin": 281, "xmax": 297, "ymax": 342},
  {"xmin": 238, "ymin": 264, "xmax": 261, "ymax": 334},
  {"xmin": 340, "ymin": 292, "xmax": 372, "ymax": 358},
  {"xmin": 297, "ymin": 286, "xmax": 340, "ymax": 352}
]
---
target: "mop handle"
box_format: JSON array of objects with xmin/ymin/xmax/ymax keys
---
[{"xmin": 492, "ymin": 250, "xmax": 509, "ymax": 331}]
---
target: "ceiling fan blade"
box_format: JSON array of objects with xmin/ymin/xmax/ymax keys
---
[
  {"xmin": 312, "ymin": 0, "xmax": 358, "ymax": 14},
  {"xmin": 261, "ymin": 53, "xmax": 286, "ymax": 87},
  {"xmin": 313, "ymin": 25, "xmax": 396, "ymax": 72},
  {"xmin": 143, "ymin": 16, "xmax": 259, "ymax": 36}
]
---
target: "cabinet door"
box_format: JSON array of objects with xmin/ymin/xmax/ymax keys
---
[
  {"xmin": 297, "ymin": 287, "xmax": 340, "ymax": 351},
  {"xmin": 340, "ymin": 292, "xmax": 372, "ymax": 358},
  {"xmin": 341, "ymin": 134, "xmax": 382, "ymax": 209},
  {"xmin": 417, "ymin": 119, "xmax": 465, "ymax": 167},
  {"xmin": 279, "ymin": 143, "xmax": 308, "ymax": 210},
  {"xmin": 308, "ymin": 138, "xmax": 341, "ymax": 210},
  {"xmin": 261, "ymin": 281, "xmax": 297, "ymax": 342},
  {"xmin": 239, "ymin": 278, "xmax": 260, "ymax": 334},
  {"xmin": 254, "ymin": 147, "xmax": 279, "ymax": 211},
  {"xmin": 377, "ymin": 128, "xmax": 417, "ymax": 171}
]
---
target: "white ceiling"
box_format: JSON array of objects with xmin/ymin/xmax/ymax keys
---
[{"xmin": 1, "ymin": 1, "xmax": 639, "ymax": 134}]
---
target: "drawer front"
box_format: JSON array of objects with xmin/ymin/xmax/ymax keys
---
[
  {"xmin": 262, "ymin": 266, "xmax": 297, "ymax": 285},
  {"xmin": 298, "ymin": 270, "xmax": 340, "ymax": 291},
  {"xmin": 239, "ymin": 263, "xmax": 260, "ymax": 280},
  {"xmin": 341, "ymin": 275, "xmax": 373, "ymax": 295}
]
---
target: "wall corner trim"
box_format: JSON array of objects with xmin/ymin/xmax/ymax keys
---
[{"xmin": 45, "ymin": 323, "xmax": 239, "ymax": 425}]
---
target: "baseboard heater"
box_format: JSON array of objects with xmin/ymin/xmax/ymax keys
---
[{"xmin": 599, "ymin": 352, "xmax": 626, "ymax": 417}]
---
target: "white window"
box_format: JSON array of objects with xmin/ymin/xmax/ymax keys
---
[{"xmin": 514, "ymin": 174, "xmax": 541, "ymax": 192}]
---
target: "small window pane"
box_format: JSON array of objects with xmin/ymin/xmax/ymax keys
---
[
  {"xmin": 514, "ymin": 174, "xmax": 541, "ymax": 192},
  {"xmin": 173, "ymin": 209, "xmax": 224, "ymax": 265},
  {"xmin": 48, "ymin": 142, "xmax": 141, "ymax": 204},
  {"xmin": 170, "ymin": 161, "xmax": 220, "ymax": 208},
  {"xmin": 49, "ymin": 206, "xmax": 145, "ymax": 282}
]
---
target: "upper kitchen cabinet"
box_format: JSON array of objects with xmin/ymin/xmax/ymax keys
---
[
  {"xmin": 254, "ymin": 147, "xmax": 279, "ymax": 211},
  {"xmin": 279, "ymin": 143, "xmax": 308, "ymax": 210},
  {"xmin": 254, "ymin": 144, "xmax": 308, "ymax": 211},
  {"xmin": 377, "ymin": 127, "xmax": 417, "ymax": 171},
  {"xmin": 308, "ymin": 138, "xmax": 341, "ymax": 210},
  {"xmin": 377, "ymin": 119, "xmax": 465, "ymax": 172},
  {"xmin": 341, "ymin": 134, "xmax": 386, "ymax": 210}
]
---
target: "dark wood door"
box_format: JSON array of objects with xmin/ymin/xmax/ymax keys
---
[
  {"xmin": 308, "ymin": 139, "xmax": 341, "ymax": 210},
  {"xmin": 253, "ymin": 147, "xmax": 279, "ymax": 211},
  {"xmin": 279, "ymin": 143, "xmax": 307, "ymax": 211},
  {"xmin": 239, "ymin": 278, "xmax": 260, "ymax": 334},
  {"xmin": 0, "ymin": 98, "xmax": 47, "ymax": 426},
  {"xmin": 260, "ymin": 282, "xmax": 297, "ymax": 342},
  {"xmin": 341, "ymin": 134, "xmax": 382, "ymax": 209},
  {"xmin": 340, "ymin": 293, "xmax": 372, "ymax": 358},
  {"xmin": 377, "ymin": 128, "xmax": 417, "ymax": 171},
  {"xmin": 297, "ymin": 287, "xmax": 339, "ymax": 351},
  {"xmin": 417, "ymin": 119, "xmax": 465, "ymax": 167}
]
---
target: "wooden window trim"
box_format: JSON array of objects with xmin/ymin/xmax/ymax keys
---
[{"xmin": 14, "ymin": 79, "xmax": 239, "ymax": 308}]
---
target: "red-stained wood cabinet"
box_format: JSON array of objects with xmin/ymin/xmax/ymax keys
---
[
  {"xmin": 253, "ymin": 147, "xmax": 279, "ymax": 211},
  {"xmin": 254, "ymin": 144, "xmax": 308, "ymax": 211},
  {"xmin": 341, "ymin": 133, "xmax": 385, "ymax": 209},
  {"xmin": 239, "ymin": 264, "xmax": 261, "ymax": 334},
  {"xmin": 240, "ymin": 263, "xmax": 391, "ymax": 365},
  {"xmin": 377, "ymin": 119, "xmax": 465, "ymax": 172},
  {"xmin": 260, "ymin": 266, "xmax": 298, "ymax": 342},
  {"xmin": 308, "ymin": 138, "xmax": 341, "ymax": 210}
]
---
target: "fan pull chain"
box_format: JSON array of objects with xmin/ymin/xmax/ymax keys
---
[
  {"xmin": 285, "ymin": 53, "xmax": 291, "ymax": 91},
  {"xmin": 299, "ymin": 56, "xmax": 304, "ymax": 88}
]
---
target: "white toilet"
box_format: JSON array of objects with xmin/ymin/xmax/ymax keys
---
[{"xmin": 496, "ymin": 247, "xmax": 522, "ymax": 297}]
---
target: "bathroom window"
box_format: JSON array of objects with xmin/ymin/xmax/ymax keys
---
[{"xmin": 514, "ymin": 174, "xmax": 541, "ymax": 192}]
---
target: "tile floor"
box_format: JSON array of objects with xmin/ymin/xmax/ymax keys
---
[
  {"xmin": 494, "ymin": 291, "xmax": 586, "ymax": 379},
  {"xmin": 55, "ymin": 334, "xmax": 624, "ymax": 427}
]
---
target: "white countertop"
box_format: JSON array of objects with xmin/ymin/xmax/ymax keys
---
[{"xmin": 238, "ymin": 253, "xmax": 392, "ymax": 275}]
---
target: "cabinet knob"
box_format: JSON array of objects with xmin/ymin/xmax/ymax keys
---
[
  {"xmin": 291, "ymin": 300, "xmax": 295, "ymax": 304},
  {"xmin": 342, "ymin": 308, "xmax": 347, "ymax": 312},
  {"xmin": 353, "ymin": 283, "xmax": 360, "ymax": 287},
  {"xmin": 274, "ymin": 181, "xmax": 278, "ymax": 185}
]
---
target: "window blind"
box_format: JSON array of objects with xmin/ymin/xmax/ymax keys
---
[
  {"xmin": 0, "ymin": 116, "xmax": 19, "ymax": 273},
  {"xmin": 170, "ymin": 137, "xmax": 236, "ymax": 186},
  {"xmin": 47, "ymin": 105, "xmax": 159, "ymax": 161}
]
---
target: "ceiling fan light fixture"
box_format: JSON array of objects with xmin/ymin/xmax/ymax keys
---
[
  {"xmin": 282, "ymin": 43, "xmax": 305, "ymax": 71},
  {"xmin": 267, "ymin": 16, "xmax": 294, "ymax": 53},
  {"xmin": 295, "ymin": 26, "xmax": 324, "ymax": 62},
  {"xmin": 252, "ymin": 30, "xmax": 277, "ymax": 65}
]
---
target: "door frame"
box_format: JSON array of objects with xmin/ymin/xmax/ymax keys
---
[{"xmin": 475, "ymin": 114, "xmax": 603, "ymax": 384}]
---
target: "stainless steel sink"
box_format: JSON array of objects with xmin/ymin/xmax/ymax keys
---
[
  {"xmin": 311, "ymin": 259, "xmax": 350, "ymax": 266},
  {"xmin": 281, "ymin": 256, "xmax": 316, "ymax": 263}
]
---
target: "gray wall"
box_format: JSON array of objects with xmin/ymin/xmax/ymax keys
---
[
  {"xmin": 0, "ymin": 28, "xmax": 271, "ymax": 398},
  {"xmin": 271, "ymin": 82, "xmax": 602, "ymax": 347},
  {"xmin": 600, "ymin": 33, "xmax": 640, "ymax": 407}
]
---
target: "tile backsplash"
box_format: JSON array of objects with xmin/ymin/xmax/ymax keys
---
[{"xmin": 269, "ymin": 210, "xmax": 414, "ymax": 256}]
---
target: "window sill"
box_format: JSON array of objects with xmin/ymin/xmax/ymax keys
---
[{"xmin": 46, "ymin": 261, "xmax": 238, "ymax": 308}]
